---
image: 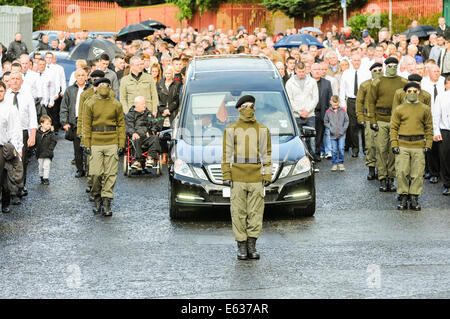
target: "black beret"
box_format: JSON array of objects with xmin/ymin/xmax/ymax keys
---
[
  {"xmin": 408, "ymin": 73, "xmax": 422, "ymax": 82},
  {"xmin": 384, "ymin": 57, "xmax": 399, "ymax": 65},
  {"xmin": 369, "ymin": 62, "xmax": 383, "ymax": 71},
  {"xmin": 403, "ymin": 81, "xmax": 421, "ymax": 92},
  {"xmin": 235, "ymin": 95, "xmax": 255, "ymax": 109},
  {"xmin": 90, "ymin": 70, "xmax": 105, "ymax": 78},
  {"xmin": 93, "ymin": 77, "xmax": 111, "ymax": 87}
]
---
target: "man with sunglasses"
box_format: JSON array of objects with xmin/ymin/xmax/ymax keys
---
[
  {"xmin": 222, "ymin": 95, "xmax": 272, "ymax": 260},
  {"xmin": 368, "ymin": 57, "xmax": 408, "ymax": 192},
  {"xmin": 356, "ymin": 62, "xmax": 383, "ymax": 181},
  {"xmin": 390, "ymin": 82, "xmax": 433, "ymax": 210},
  {"xmin": 392, "ymin": 74, "xmax": 431, "ymax": 109},
  {"xmin": 83, "ymin": 78, "xmax": 125, "ymax": 217}
]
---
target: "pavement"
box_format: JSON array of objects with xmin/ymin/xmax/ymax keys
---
[{"xmin": 0, "ymin": 135, "xmax": 449, "ymax": 298}]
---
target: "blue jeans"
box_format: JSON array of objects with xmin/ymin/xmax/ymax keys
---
[
  {"xmin": 331, "ymin": 137, "xmax": 345, "ymax": 165},
  {"xmin": 296, "ymin": 116, "xmax": 315, "ymax": 156},
  {"xmin": 320, "ymin": 128, "xmax": 331, "ymax": 155}
]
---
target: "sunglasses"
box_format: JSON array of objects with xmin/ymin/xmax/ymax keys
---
[
  {"xmin": 241, "ymin": 102, "xmax": 255, "ymax": 109},
  {"xmin": 386, "ymin": 63, "xmax": 397, "ymax": 68},
  {"xmin": 406, "ymin": 89, "xmax": 419, "ymax": 93},
  {"xmin": 372, "ymin": 68, "xmax": 383, "ymax": 72},
  {"xmin": 98, "ymin": 83, "xmax": 111, "ymax": 88}
]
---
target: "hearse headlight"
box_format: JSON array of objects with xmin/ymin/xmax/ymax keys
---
[
  {"xmin": 192, "ymin": 166, "xmax": 208, "ymax": 180},
  {"xmin": 292, "ymin": 156, "xmax": 311, "ymax": 175},
  {"xmin": 174, "ymin": 159, "xmax": 194, "ymax": 178}
]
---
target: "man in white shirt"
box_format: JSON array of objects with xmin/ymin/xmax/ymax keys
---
[
  {"xmin": 45, "ymin": 51, "xmax": 66, "ymax": 132},
  {"xmin": 398, "ymin": 55, "xmax": 416, "ymax": 79},
  {"xmin": 285, "ymin": 61, "xmax": 319, "ymax": 157},
  {"xmin": 60, "ymin": 68, "xmax": 91, "ymax": 178},
  {"xmin": 19, "ymin": 54, "xmax": 40, "ymax": 102},
  {"xmin": 5, "ymin": 71, "xmax": 38, "ymax": 201},
  {"xmin": 421, "ymin": 64, "xmax": 446, "ymax": 183},
  {"xmin": 432, "ymin": 76, "xmax": 450, "ymax": 195},
  {"xmin": 339, "ymin": 53, "xmax": 370, "ymax": 157},
  {"xmin": 0, "ymin": 81, "xmax": 23, "ymax": 213}
]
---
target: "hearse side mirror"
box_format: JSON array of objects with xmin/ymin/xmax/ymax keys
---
[{"xmin": 301, "ymin": 126, "xmax": 316, "ymax": 138}]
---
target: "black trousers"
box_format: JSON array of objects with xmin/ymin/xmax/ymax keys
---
[
  {"xmin": 426, "ymin": 141, "xmax": 441, "ymax": 178},
  {"xmin": 22, "ymin": 130, "xmax": 31, "ymax": 187},
  {"xmin": 346, "ymin": 98, "xmax": 359, "ymax": 152},
  {"xmin": 440, "ymin": 130, "xmax": 450, "ymax": 188},
  {"xmin": 0, "ymin": 145, "xmax": 10, "ymax": 208},
  {"xmin": 72, "ymin": 126, "xmax": 84, "ymax": 172},
  {"xmin": 133, "ymin": 135, "xmax": 161, "ymax": 160},
  {"xmin": 314, "ymin": 116, "xmax": 325, "ymax": 157},
  {"xmin": 46, "ymin": 96, "xmax": 62, "ymax": 132}
]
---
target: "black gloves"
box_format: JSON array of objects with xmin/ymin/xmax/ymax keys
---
[
  {"xmin": 392, "ymin": 147, "xmax": 400, "ymax": 155},
  {"xmin": 263, "ymin": 180, "xmax": 271, "ymax": 187},
  {"xmin": 370, "ymin": 124, "xmax": 379, "ymax": 131},
  {"xmin": 358, "ymin": 122, "xmax": 365, "ymax": 129},
  {"xmin": 424, "ymin": 147, "xmax": 431, "ymax": 153},
  {"xmin": 222, "ymin": 180, "xmax": 232, "ymax": 187},
  {"xmin": 118, "ymin": 148, "xmax": 124, "ymax": 155},
  {"xmin": 84, "ymin": 147, "xmax": 91, "ymax": 155}
]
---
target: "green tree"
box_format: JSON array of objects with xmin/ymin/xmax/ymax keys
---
[
  {"xmin": 261, "ymin": 0, "xmax": 368, "ymax": 22},
  {"xmin": 0, "ymin": 0, "xmax": 52, "ymax": 30},
  {"xmin": 167, "ymin": 0, "xmax": 227, "ymax": 20}
]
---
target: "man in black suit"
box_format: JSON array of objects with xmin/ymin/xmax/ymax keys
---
[
  {"xmin": 436, "ymin": 16, "xmax": 450, "ymax": 40},
  {"xmin": 311, "ymin": 63, "xmax": 333, "ymax": 162}
]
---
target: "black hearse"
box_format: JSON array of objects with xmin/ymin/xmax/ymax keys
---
[{"xmin": 168, "ymin": 55, "xmax": 316, "ymax": 219}]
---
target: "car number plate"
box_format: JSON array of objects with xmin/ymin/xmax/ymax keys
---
[{"xmin": 222, "ymin": 187, "xmax": 230, "ymax": 198}]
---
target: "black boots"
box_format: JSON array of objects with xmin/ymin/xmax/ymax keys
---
[
  {"xmin": 379, "ymin": 179, "xmax": 387, "ymax": 192},
  {"xmin": 93, "ymin": 196, "xmax": 102, "ymax": 214},
  {"xmin": 102, "ymin": 198, "xmax": 112, "ymax": 217},
  {"xmin": 397, "ymin": 195, "xmax": 408, "ymax": 210},
  {"xmin": 409, "ymin": 195, "xmax": 421, "ymax": 211},
  {"xmin": 247, "ymin": 237, "xmax": 260, "ymax": 259},
  {"xmin": 237, "ymin": 241, "xmax": 248, "ymax": 260},
  {"xmin": 387, "ymin": 178, "xmax": 396, "ymax": 192},
  {"xmin": 367, "ymin": 167, "xmax": 376, "ymax": 180}
]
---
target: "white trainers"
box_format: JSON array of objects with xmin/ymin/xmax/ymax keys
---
[
  {"xmin": 331, "ymin": 164, "xmax": 338, "ymax": 171},
  {"xmin": 131, "ymin": 161, "xmax": 141, "ymax": 169},
  {"xmin": 145, "ymin": 157, "xmax": 154, "ymax": 168},
  {"xmin": 338, "ymin": 164, "xmax": 345, "ymax": 171}
]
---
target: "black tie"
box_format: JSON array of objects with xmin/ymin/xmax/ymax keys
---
[
  {"xmin": 354, "ymin": 70, "xmax": 358, "ymax": 96},
  {"xmin": 13, "ymin": 92, "xmax": 19, "ymax": 109},
  {"xmin": 434, "ymin": 84, "xmax": 438, "ymax": 101}
]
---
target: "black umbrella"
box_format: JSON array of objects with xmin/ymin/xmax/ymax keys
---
[
  {"xmin": 68, "ymin": 39, "xmax": 123, "ymax": 61},
  {"xmin": 116, "ymin": 24, "xmax": 155, "ymax": 42},
  {"xmin": 140, "ymin": 19, "xmax": 166, "ymax": 30},
  {"xmin": 403, "ymin": 25, "xmax": 438, "ymax": 40}
]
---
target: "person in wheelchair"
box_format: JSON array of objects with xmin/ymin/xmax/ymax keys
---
[{"xmin": 125, "ymin": 96, "xmax": 161, "ymax": 169}]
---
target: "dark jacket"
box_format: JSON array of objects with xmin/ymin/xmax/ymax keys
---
[
  {"xmin": 36, "ymin": 41, "xmax": 51, "ymax": 51},
  {"xmin": 314, "ymin": 77, "xmax": 333, "ymax": 121},
  {"xmin": 156, "ymin": 79, "xmax": 182, "ymax": 124},
  {"xmin": 60, "ymin": 83, "xmax": 91, "ymax": 127},
  {"xmin": 125, "ymin": 106, "xmax": 161, "ymax": 137},
  {"xmin": 8, "ymin": 40, "xmax": 28, "ymax": 60},
  {"xmin": 436, "ymin": 25, "xmax": 450, "ymax": 40},
  {"xmin": 36, "ymin": 127, "xmax": 57, "ymax": 160}
]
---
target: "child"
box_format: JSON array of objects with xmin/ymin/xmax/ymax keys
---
[
  {"xmin": 35, "ymin": 115, "xmax": 57, "ymax": 185},
  {"xmin": 324, "ymin": 95, "xmax": 349, "ymax": 172}
]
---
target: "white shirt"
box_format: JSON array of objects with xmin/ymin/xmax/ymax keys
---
[
  {"xmin": 48, "ymin": 63, "xmax": 66, "ymax": 94},
  {"xmin": 5, "ymin": 87, "xmax": 38, "ymax": 131},
  {"xmin": 398, "ymin": 70, "xmax": 410, "ymax": 80},
  {"xmin": 0, "ymin": 99, "xmax": 23, "ymax": 152},
  {"xmin": 285, "ymin": 75, "xmax": 319, "ymax": 118},
  {"xmin": 421, "ymin": 76, "xmax": 445, "ymax": 109},
  {"xmin": 339, "ymin": 67, "xmax": 370, "ymax": 107},
  {"xmin": 75, "ymin": 85, "xmax": 85, "ymax": 118},
  {"xmin": 37, "ymin": 68, "xmax": 58, "ymax": 106},
  {"xmin": 22, "ymin": 69, "xmax": 40, "ymax": 100},
  {"xmin": 432, "ymin": 90, "xmax": 450, "ymax": 136},
  {"xmin": 69, "ymin": 71, "xmax": 76, "ymax": 87},
  {"xmin": 325, "ymin": 75, "xmax": 339, "ymax": 95}
]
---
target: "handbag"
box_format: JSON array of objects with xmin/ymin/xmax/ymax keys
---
[{"xmin": 65, "ymin": 126, "xmax": 75, "ymax": 141}]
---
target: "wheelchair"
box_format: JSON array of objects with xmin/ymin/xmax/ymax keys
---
[{"xmin": 123, "ymin": 134, "xmax": 163, "ymax": 177}]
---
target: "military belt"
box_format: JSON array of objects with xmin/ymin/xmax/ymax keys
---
[
  {"xmin": 398, "ymin": 135, "xmax": 424, "ymax": 141},
  {"xmin": 92, "ymin": 126, "xmax": 116, "ymax": 132},
  {"xmin": 375, "ymin": 107, "xmax": 391, "ymax": 115},
  {"xmin": 234, "ymin": 157, "xmax": 261, "ymax": 164}
]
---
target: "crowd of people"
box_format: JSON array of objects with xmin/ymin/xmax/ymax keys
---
[{"xmin": 1, "ymin": 15, "xmax": 450, "ymax": 215}]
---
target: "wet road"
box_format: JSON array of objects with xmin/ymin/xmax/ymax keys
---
[{"xmin": 0, "ymin": 135, "xmax": 449, "ymax": 299}]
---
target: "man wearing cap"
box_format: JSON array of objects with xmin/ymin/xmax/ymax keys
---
[
  {"xmin": 390, "ymin": 82, "xmax": 433, "ymax": 210},
  {"xmin": 222, "ymin": 95, "xmax": 272, "ymax": 260},
  {"xmin": 83, "ymin": 78, "xmax": 125, "ymax": 217},
  {"xmin": 368, "ymin": 57, "xmax": 408, "ymax": 192},
  {"xmin": 392, "ymin": 74, "xmax": 431, "ymax": 109},
  {"xmin": 356, "ymin": 62, "xmax": 383, "ymax": 180}
]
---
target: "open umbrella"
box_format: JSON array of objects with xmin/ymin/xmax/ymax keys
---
[
  {"xmin": 68, "ymin": 39, "xmax": 123, "ymax": 61},
  {"xmin": 140, "ymin": 19, "xmax": 166, "ymax": 30},
  {"xmin": 116, "ymin": 24, "xmax": 155, "ymax": 42},
  {"xmin": 403, "ymin": 25, "xmax": 437, "ymax": 40},
  {"xmin": 299, "ymin": 27, "xmax": 323, "ymax": 35},
  {"xmin": 274, "ymin": 34, "xmax": 324, "ymax": 49}
]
